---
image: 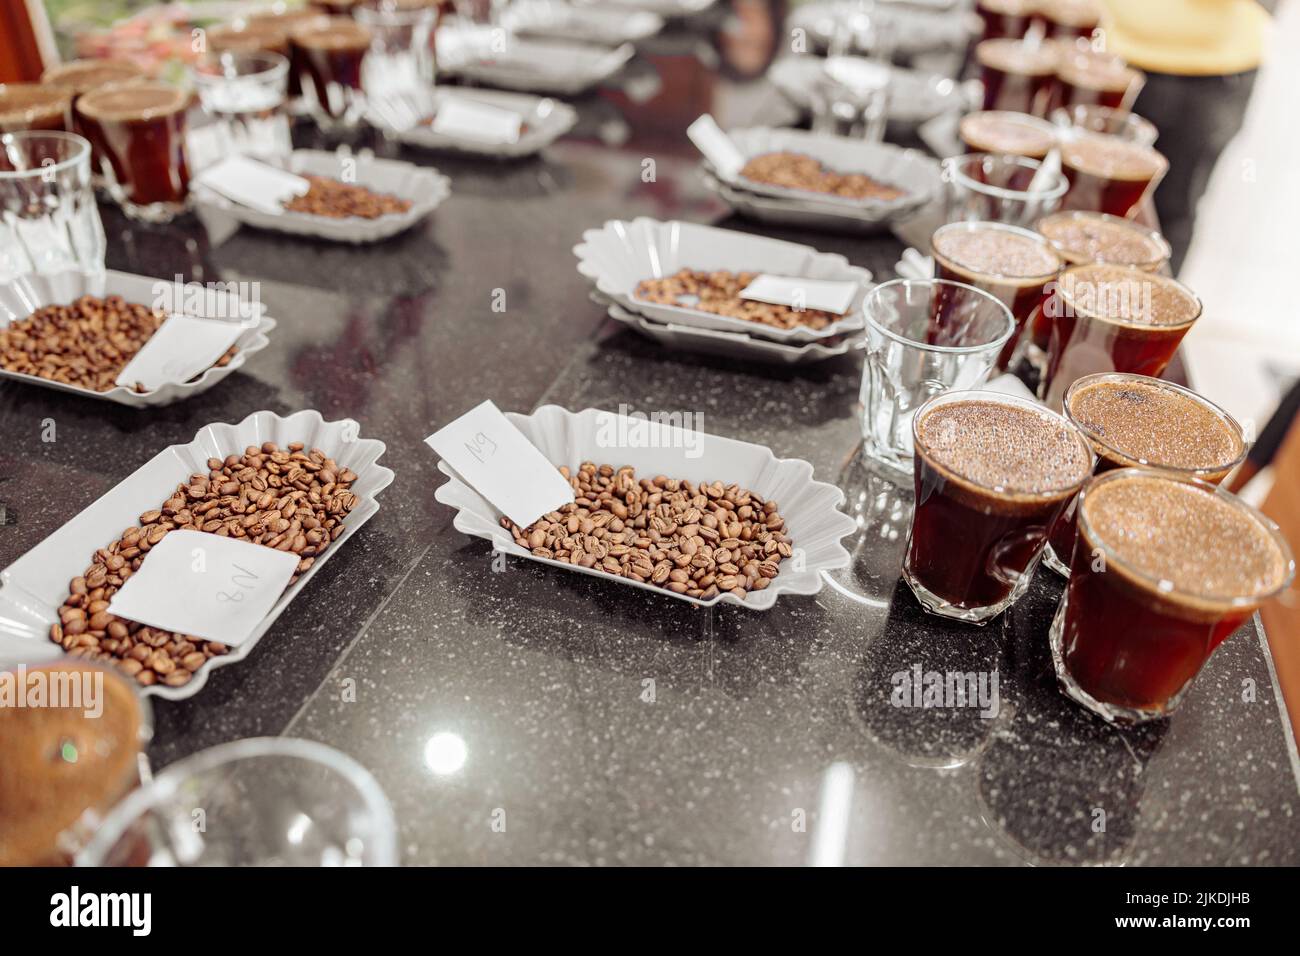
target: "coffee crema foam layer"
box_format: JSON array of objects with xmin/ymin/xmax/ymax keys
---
[
  {"xmin": 976, "ymin": 38, "xmax": 1057, "ymax": 74},
  {"xmin": 1061, "ymin": 263, "xmax": 1198, "ymax": 327},
  {"xmin": 917, "ymin": 399, "xmax": 1092, "ymax": 495},
  {"xmin": 1061, "ymin": 134, "xmax": 1165, "ymax": 181},
  {"xmin": 292, "ymin": 21, "xmax": 372, "ymax": 50},
  {"xmin": 0, "ymin": 83, "xmax": 70, "ymax": 123},
  {"xmin": 0, "ymin": 662, "xmax": 141, "ymax": 866},
  {"xmin": 42, "ymin": 59, "xmax": 143, "ymax": 95},
  {"xmin": 959, "ymin": 113, "xmax": 1055, "ymax": 156},
  {"xmin": 1037, "ymin": 212, "xmax": 1166, "ymax": 267},
  {"xmin": 933, "ymin": 226, "xmax": 1060, "ymax": 280},
  {"xmin": 1081, "ymin": 476, "xmax": 1288, "ymax": 603},
  {"xmin": 1069, "ymin": 379, "xmax": 1243, "ymax": 473},
  {"xmin": 76, "ymin": 83, "xmax": 188, "ymax": 122},
  {"xmin": 1056, "ymin": 50, "xmax": 1138, "ymax": 92}
]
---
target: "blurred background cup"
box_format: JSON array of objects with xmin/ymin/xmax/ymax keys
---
[
  {"xmin": 76, "ymin": 737, "xmax": 398, "ymax": 867},
  {"xmin": 1058, "ymin": 130, "xmax": 1168, "ymax": 218},
  {"xmin": 1034, "ymin": 0, "xmax": 1102, "ymax": 41},
  {"xmin": 191, "ymin": 50, "xmax": 291, "ymax": 159},
  {"xmin": 356, "ymin": 1, "xmax": 439, "ymax": 98},
  {"xmin": 811, "ymin": 56, "xmax": 891, "ymax": 143},
  {"xmin": 0, "ymin": 83, "xmax": 72, "ymax": 133},
  {"xmin": 942, "ymin": 153, "xmax": 1069, "ymax": 227},
  {"xmin": 41, "ymin": 59, "xmax": 146, "ymax": 181},
  {"xmin": 0, "ymin": 661, "xmax": 150, "ymax": 867},
  {"xmin": 290, "ymin": 16, "xmax": 373, "ymax": 130},
  {"xmin": 859, "ymin": 277, "xmax": 1015, "ymax": 477},
  {"xmin": 958, "ymin": 110, "xmax": 1058, "ymax": 161},
  {"xmin": 1051, "ymin": 103, "xmax": 1157, "ymax": 146},
  {"xmin": 1052, "ymin": 43, "xmax": 1145, "ymax": 113},
  {"xmin": 75, "ymin": 81, "xmax": 192, "ymax": 223},
  {"xmin": 975, "ymin": 0, "xmax": 1036, "ymax": 42},
  {"xmin": 974, "ymin": 37, "xmax": 1057, "ymax": 115},
  {"xmin": 0, "ymin": 130, "xmax": 106, "ymax": 283}
]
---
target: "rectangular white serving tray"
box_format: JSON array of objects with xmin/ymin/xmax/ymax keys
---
[{"xmin": 0, "ymin": 410, "xmax": 394, "ymax": 701}]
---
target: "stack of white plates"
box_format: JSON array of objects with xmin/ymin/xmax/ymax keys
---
[
  {"xmin": 436, "ymin": 22, "xmax": 634, "ymax": 96},
  {"xmin": 767, "ymin": 56, "xmax": 969, "ymax": 128},
  {"xmin": 785, "ymin": 1, "xmax": 978, "ymax": 58},
  {"xmin": 700, "ymin": 127, "xmax": 941, "ymax": 234},
  {"xmin": 574, "ymin": 217, "xmax": 872, "ymax": 364}
]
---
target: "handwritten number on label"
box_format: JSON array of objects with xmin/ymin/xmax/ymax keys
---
[
  {"xmin": 216, "ymin": 562, "xmax": 261, "ymax": 602},
  {"xmin": 465, "ymin": 431, "xmax": 498, "ymax": 464}
]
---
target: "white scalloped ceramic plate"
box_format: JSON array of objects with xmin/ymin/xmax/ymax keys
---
[
  {"xmin": 701, "ymin": 168, "xmax": 927, "ymax": 234},
  {"xmin": 503, "ymin": 1, "xmax": 664, "ymax": 45},
  {"xmin": 0, "ymin": 269, "xmax": 274, "ymax": 407},
  {"xmin": 0, "ymin": 410, "xmax": 394, "ymax": 701},
  {"xmin": 570, "ymin": 0, "xmax": 716, "ymax": 17},
  {"xmin": 433, "ymin": 405, "xmax": 856, "ymax": 609},
  {"xmin": 767, "ymin": 56, "xmax": 965, "ymax": 126},
  {"xmin": 192, "ymin": 150, "xmax": 449, "ymax": 244},
  {"xmin": 600, "ymin": 295, "xmax": 861, "ymax": 365},
  {"xmin": 437, "ymin": 26, "xmax": 634, "ymax": 95},
  {"xmin": 715, "ymin": 127, "xmax": 938, "ymax": 219},
  {"xmin": 367, "ymin": 87, "xmax": 576, "ymax": 158},
  {"xmin": 574, "ymin": 217, "xmax": 872, "ymax": 343}
]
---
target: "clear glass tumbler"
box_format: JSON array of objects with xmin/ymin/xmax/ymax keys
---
[
  {"xmin": 357, "ymin": 3, "xmax": 438, "ymax": 99},
  {"xmin": 191, "ymin": 51, "xmax": 292, "ymax": 160},
  {"xmin": 859, "ymin": 278, "xmax": 1015, "ymax": 477},
  {"xmin": 943, "ymin": 152, "xmax": 1069, "ymax": 228},
  {"xmin": 0, "ymin": 131, "xmax": 105, "ymax": 283},
  {"xmin": 76, "ymin": 737, "xmax": 398, "ymax": 867}
]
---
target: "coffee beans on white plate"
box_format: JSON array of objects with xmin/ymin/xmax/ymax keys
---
[
  {"xmin": 500, "ymin": 462, "xmax": 794, "ymax": 601},
  {"xmin": 741, "ymin": 151, "xmax": 906, "ymax": 202},
  {"xmin": 635, "ymin": 269, "xmax": 841, "ymax": 331},
  {"xmin": 0, "ymin": 295, "xmax": 236, "ymax": 392},
  {"xmin": 283, "ymin": 175, "xmax": 413, "ymax": 219},
  {"xmin": 49, "ymin": 442, "xmax": 359, "ymax": 688}
]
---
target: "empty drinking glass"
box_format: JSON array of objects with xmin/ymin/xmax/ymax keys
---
[
  {"xmin": 860, "ymin": 278, "xmax": 1015, "ymax": 476},
  {"xmin": 0, "ymin": 131, "xmax": 105, "ymax": 284},
  {"xmin": 191, "ymin": 50, "xmax": 291, "ymax": 160},
  {"xmin": 811, "ymin": 56, "xmax": 891, "ymax": 143},
  {"xmin": 943, "ymin": 152, "xmax": 1068, "ymax": 227},
  {"xmin": 76, "ymin": 737, "xmax": 398, "ymax": 867},
  {"xmin": 356, "ymin": 2, "xmax": 438, "ymax": 98}
]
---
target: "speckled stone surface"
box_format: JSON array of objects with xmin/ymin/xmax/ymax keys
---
[{"xmin": 0, "ymin": 83, "xmax": 1296, "ymax": 866}]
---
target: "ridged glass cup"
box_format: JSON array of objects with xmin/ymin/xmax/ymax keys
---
[
  {"xmin": 859, "ymin": 278, "xmax": 1015, "ymax": 478},
  {"xmin": 0, "ymin": 130, "xmax": 106, "ymax": 283}
]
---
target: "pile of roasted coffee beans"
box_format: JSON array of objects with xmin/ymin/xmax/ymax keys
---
[
  {"xmin": 50, "ymin": 442, "xmax": 360, "ymax": 688},
  {"xmin": 0, "ymin": 295, "xmax": 235, "ymax": 392},
  {"xmin": 635, "ymin": 269, "xmax": 841, "ymax": 331},
  {"xmin": 740, "ymin": 151, "xmax": 906, "ymax": 202},
  {"xmin": 282, "ymin": 175, "xmax": 413, "ymax": 218},
  {"xmin": 502, "ymin": 462, "xmax": 795, "ymax": 602}
]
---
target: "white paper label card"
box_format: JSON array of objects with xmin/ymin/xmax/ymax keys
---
[
  {"xmin": 114, "ymin": 315, "xmax": 245, "ymax": 390},
  {"xmin": 106, "ymin": 530, "xmax": 299, "ymax": 645},
  {"xmin": 686, "ymin": 114, "xmax": 745, "ymax": 179},
  {"xmin": 194, "ymin": 154, "xmax": 311, "ymax": 215},
  {"xmin": 739, "ymin": 275, "xmax": 859, "ymax": 315},
  {"xmin": 425, "ymin": 400, "xmax": 575, "ymax": 528},
  {"xmin": 432, "ymin": 97, "xmax": 523, "ymax": 143}
]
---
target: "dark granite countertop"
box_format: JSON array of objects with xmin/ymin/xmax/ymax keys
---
[{"xmin": 1, "ymin": 48, "xmax": 1297, "ymax": 866}]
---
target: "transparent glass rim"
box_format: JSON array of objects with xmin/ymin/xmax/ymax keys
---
[
  {"xmin": 1050, "ymin": 103, "xmax": 1158, "ymax": 144},
  {"xmin": 0, "ymin": 129, "xmax": 91, "ymax": 180},
  {"xmin": 943, "ymin": 152, "xmax": 1069, "ymax": 204},
  {"xmin": 75, "ymin": 736, "xmax": 398, "ymax": 867},
  {"xmin": 1033, "ymin": 209, "xmax": 1171, "ymax": 269},
  {"xmin": 911, "ymin": 387, "xmax": 1096, "ymax": 498},
  {"xmin": 1063, "ymin": 372, "xmax": 1250, "ymax": 477},
  {"xmin": 932, "ymin": 218, "xmax": 1064, "ymax": 282},
  {"xmin": 1058, "ymin": 129, "xmax": 1170, "ymax": 177},
  {"xmin": 864, "ymin": 277, "xmax": 1016, "ymax": 355},
  {"xmin": 1075, "ymin": 467, "xmax": 1296, "ymax": 609},
  {"xmin": 1056, "ymin": 261, "xmax": 1201, "ymax": 329},
  {"xmin": 191, "ymin": 49, "xmax": 290, "ymax": 83}
]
